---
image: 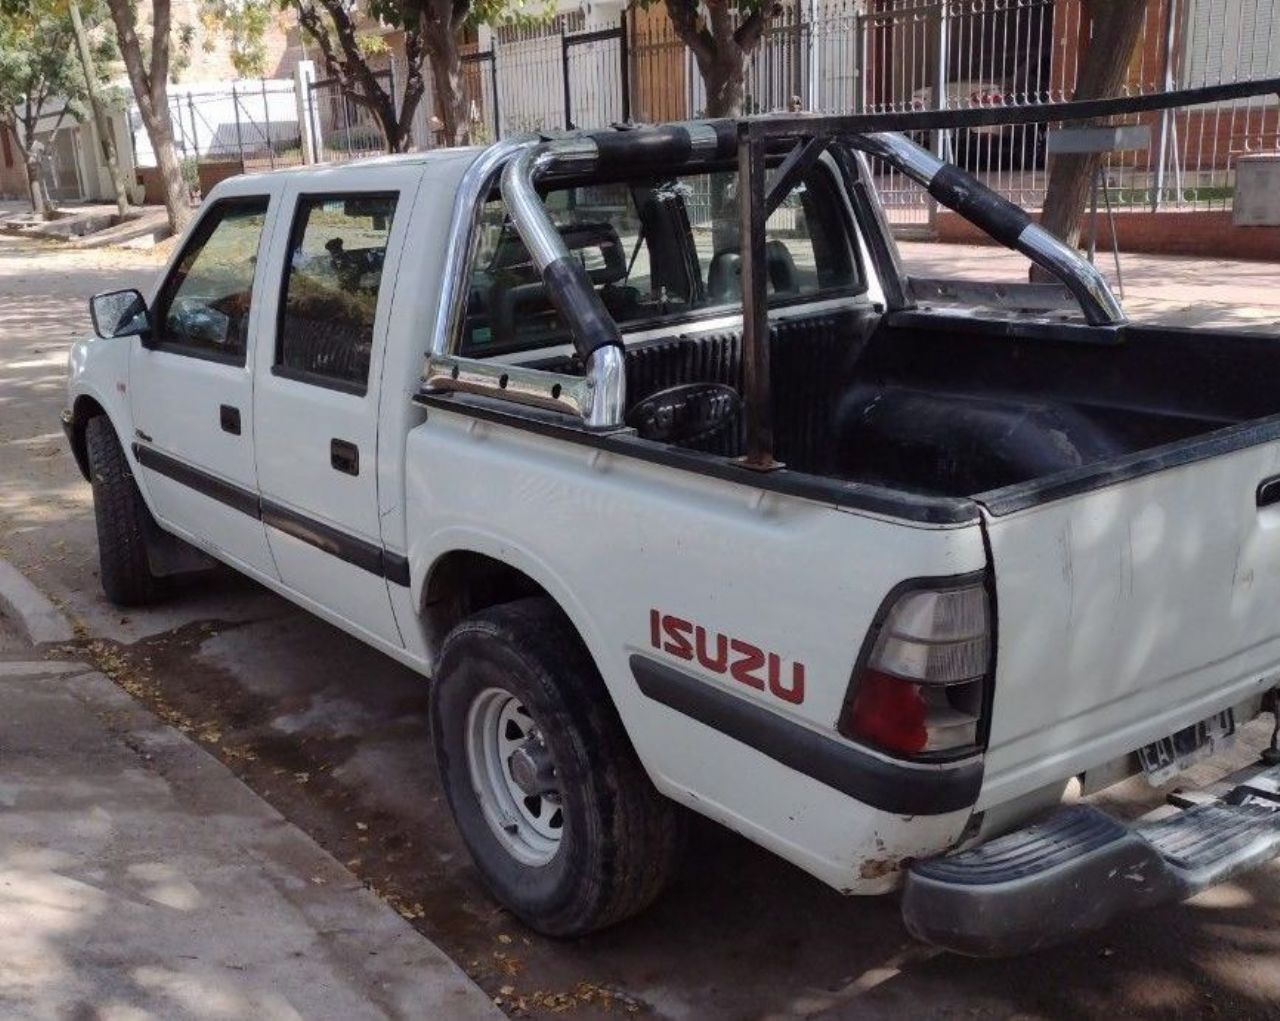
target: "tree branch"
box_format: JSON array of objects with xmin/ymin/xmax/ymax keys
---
[
  {"xmin": 733, "ymin": 1, "xmax": 779, "ymax": 53},
  {"xmin": 0, "ymin": 117, "xmax": 26, "ymax": 162},
  {"xmin": 313, "ymin": 0, "xmax": 395, "ymax": 113},
  {"xmin": 450, "ymin": 0, "xmax": 469, "ymax": 32},
  {"xmin": 106, "ymin": 0, "xmax": 153, "ymax": 115},
  {"xmin": 150, "ymin": 0, "xmax": 171, "ymax": 106},
  {"xmin": 294, "ymin": 1, "xmax": 362, "ymax": 105},
  {"xmin": 665, "ymin": 0, "xmax": 715, "ymax": 67}
]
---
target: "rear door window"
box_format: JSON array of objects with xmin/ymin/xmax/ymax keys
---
[{"xmin": 276, "ymin": 193, "xmax": 399, "ymax": 394}]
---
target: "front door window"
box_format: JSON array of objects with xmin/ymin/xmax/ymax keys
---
[{"xmin": 153, "ymin": 198, "xmax": 270, "ymax": 363}]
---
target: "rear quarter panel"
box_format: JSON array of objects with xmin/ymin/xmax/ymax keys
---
[{"xmin": 406, "ymin": 407, "xmax": 989, "ymax": 889}]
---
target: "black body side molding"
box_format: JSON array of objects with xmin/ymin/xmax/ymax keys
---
[
  {"xmin": 630, "ymin": 653, "xmax": 983, "ymax": 816},
  {"xmin": 130, "ymin": 442, "xmax": 411, "ymax": 586}
]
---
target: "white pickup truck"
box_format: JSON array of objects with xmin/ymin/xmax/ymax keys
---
[{"xmin": 64, "ymin": 118, "xmax": 1280, "ymax": 956}]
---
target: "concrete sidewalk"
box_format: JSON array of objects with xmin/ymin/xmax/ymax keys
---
[
  {"xmin": 0, "ymin": 612, "xmax": 502, "ymax": 1021},
  {"xmin": 898, "ymin": 240, "xmax": 1280, "ymax": 333}
]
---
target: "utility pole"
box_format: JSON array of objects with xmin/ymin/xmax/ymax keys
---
[{"xmin": 69, "ymin": 0, "xmax": 131, "ymax": 216}]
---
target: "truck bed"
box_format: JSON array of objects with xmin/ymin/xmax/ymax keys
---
[{"xmin": 538, "ymin": 306, "xmax": 1280, "ymax": 512}]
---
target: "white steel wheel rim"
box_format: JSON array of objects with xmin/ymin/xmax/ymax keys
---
[{"xmin": 464, "ymin": 687, "xmax": 564, "ymax": 867}]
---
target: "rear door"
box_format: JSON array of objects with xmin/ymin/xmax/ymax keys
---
[
  {"xmin": 978, "ymin": 439, "xmax": 1280, "ymax": 808},
  {"xmin": 252, "ymin": 170, "xmax": 418, "ymax": 646},
  {"xmin": 130, "ymin": 191, "xmax": 277, "ymax": 577}
]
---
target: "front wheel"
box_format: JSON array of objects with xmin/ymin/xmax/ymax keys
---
[
  {"xmin": 431, "ymin": 597, "xmax": 685, "ymax": 936},
  {"xmin": 85, "ymin": 415, "xmax": 161, "ymax": 606}
]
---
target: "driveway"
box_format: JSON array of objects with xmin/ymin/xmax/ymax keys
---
[{"xmin": 4, "ymin": 233, "xmax": 1280, "ymax": 1019}]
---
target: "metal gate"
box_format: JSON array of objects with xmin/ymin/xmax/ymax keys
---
[
  {"xmin": 562, "ymin": 17, "xmax": 630, "ymax": 130},
  {"xmin": 461, "ymin": 48, "xmax": 500, "ymax": 143},
  {"xmin": 39, "ymin": 127, "xmax": 84, "ymax": 202},
  {"xmin": 308, "ymin": 69, "xmax": 394, "ymax": 161},
  {"xmin": 851, "ymin": 0, "xmax": 1056, "ymax": 235}
]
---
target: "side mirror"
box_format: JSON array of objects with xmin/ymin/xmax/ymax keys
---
[{"xmin": 90, "ymin": 288, "xmax": 151, "ymax": 340}]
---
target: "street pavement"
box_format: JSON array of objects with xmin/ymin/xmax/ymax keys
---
[
  {"xmin": 2, "ymin": 231, "xmax": 1280, "ymax": 1019},
  {"xmin": 0, "ymin": 611, "xmax": 502, "ymax": 1021}
]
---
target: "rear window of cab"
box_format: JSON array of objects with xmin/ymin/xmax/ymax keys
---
[{"xmin": 459, "ymin": 163, "xmax": 863, "ymax": 358}]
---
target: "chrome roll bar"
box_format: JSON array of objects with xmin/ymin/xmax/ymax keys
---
[
  {"xmin": 423, "ymin": 137, "xmax": 628, "ymax": 430},
  {"xmin": 855, "ymin": 132, "xmax": 1126, "ymax": 327},
  {"xmin": 499, "ymin": 142, "xmax": 627, "ymax": 430},
  {"xmin": 423, "ymin": 125, "xmax": 750, "ymax": 429},
  {"xmin": 428, "ymin": 136, "xmax": 537, "ymax": 361}
]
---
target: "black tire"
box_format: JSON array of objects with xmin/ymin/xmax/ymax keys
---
[
  {"xmin": 85, "ymin": 415, "xmax": 160, "ymax": 606},
  {"xmin": 431, "ymin": 596, "xmax": 685, "ymax": 937}
]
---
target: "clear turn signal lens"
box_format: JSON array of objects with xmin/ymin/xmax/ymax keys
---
[{"xmin": 839, "ymin": 579, "xmax": 992, "ymax": 757}]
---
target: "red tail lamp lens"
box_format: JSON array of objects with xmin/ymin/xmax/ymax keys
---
[{"xmin": 843, "ymin": 670, "xmax": 928, "ymax": 754}]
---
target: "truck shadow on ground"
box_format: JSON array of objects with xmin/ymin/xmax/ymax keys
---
[{"xmin": 71, "ymin": 569, "xmax": 1280, "ymax": 1021}]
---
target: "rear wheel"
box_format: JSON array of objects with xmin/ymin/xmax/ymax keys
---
[
  {"xmin": 85, "ymin": 416, "xmax": 160, "ymax": 606},
  {"xmin": 431, "ymin": 596, "xmax": 685, "ymax": 936}
]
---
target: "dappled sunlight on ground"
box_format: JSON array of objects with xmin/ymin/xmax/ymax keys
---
[
  {"xmin": 6, "ymin": 234, "xmax": 1280, "ymax": 1018},
  {"xmin": 899, "ymin": 240, "xmax": 1280, "ymax": 334}
]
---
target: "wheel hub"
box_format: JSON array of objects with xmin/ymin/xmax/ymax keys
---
[
  {"xmin": 508, "ymin": 741, "xmax": 557, "ymax": 797},
  {"xmin": 465, "ymin": 688, "xmax": 565, "ymax": 866}
]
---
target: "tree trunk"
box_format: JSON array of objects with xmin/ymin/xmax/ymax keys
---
[
  {"xmin": 423, "ymin": 16, "xmax": 468, "ymax": 146},
  {"xmin": 24, "ymin": 152, "xmax": 51, "ymax": 219},
  {"xmin": 1038, "ymin": 0, "xmax": 1147, "ymax": 249},
  {"xmin": 106, "ymin": 0, "xmax": 193, "ymax": 235},
  {"xmin": 399, "ymin": 32, "xmax": 428, "ymax": 149},
  {"xmin": 70, "ymin": 0, "xmax": 130, "ymax": 217},
  {"xmin": 140, "ymin": 100, "xmax": 192, "ymax": 233},
  {"xmin": 666, "ymin": 0, "xmax": 777, "ymax": 120},
  {"xmin": 700, "ymin": 53, "xmax": 746, "ymax": 118},
  {"xmin": 370, "ymin": 92, "xmax": 409, "ymax": 153}
]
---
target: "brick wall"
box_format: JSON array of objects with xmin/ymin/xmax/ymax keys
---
[
  {"xmin": 134, "ymin": 166, "xmax": 166, "ymax": 206},
  {"xmin": 197, "ymin": 160, "xmax": 245, "ymax": 195},
  {"xmin": 0, "ymin": 128, "xmax": 28, "ymax": 200},
  {"xmin": 937, "ymin": 209, "xmax": 1280, "ymax": 261},
  {"xmin": 156, "ymin": 1, "xmax": 304, "ymax": 81}
]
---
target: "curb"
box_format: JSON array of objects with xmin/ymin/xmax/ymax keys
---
[
  {"xmin": 0, "ymin": 662, "xmax": 504, "ymax": 1019},
  {"xmin": 0, "ymin": 559, "xmax": 75, "ymax": 645}
]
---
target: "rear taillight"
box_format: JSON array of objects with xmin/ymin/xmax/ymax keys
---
[{"xmin": 838, "ymin": 579, "xmax": 992, "ymax": 758}]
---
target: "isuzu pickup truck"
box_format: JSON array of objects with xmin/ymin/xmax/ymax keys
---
[{"xmin": 64, "ymin": 109, "xmax": 1280, "ymax": 955}]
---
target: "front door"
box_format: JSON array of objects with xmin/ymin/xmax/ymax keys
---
[
  {"xmin": 252, "ymin": 179, "xmax": 413, "ymax": 647},
  {"xmin": 130, "ymin": 193, "xmax": 277, "ymax": 578}
]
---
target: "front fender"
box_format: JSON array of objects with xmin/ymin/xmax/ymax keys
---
[{"xmin": 65, "ymin": 335, "xmax": 151, "ymax": 506}]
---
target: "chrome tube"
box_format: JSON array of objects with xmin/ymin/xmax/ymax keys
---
[
  {"xmin": 500, "ymin": 140, "xmax": 629, "ymax": 430},
  {"xmin": 584, "ymin": 345, "xmax": 626, "ymax": 428},
  {"xmin": 862, "ymin": 132, "xmax": 947, "ymax": 181},
  {"xmin": 428, "ymin": 136, "xmax": 538, "ymax": 359},
  {"xmin": 499, "ymin": 148, "xmax": 566, "ymax": 267},
  {"xmin": 1013, "ymin": 223, "xmax": 1126, "ymax": 324},
  {"xmin": 853, "ymin": 132, "xmax": 1126, "ymax": 326}
]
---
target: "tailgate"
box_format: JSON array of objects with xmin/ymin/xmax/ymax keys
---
[{"xmin": 978, "ymin": 438, "xmax": 1280, "ymax": 808}]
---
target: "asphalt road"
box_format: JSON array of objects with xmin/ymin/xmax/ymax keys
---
[{"xmin": 4, "ymin": 233, "xmax": 1280, "ymax": 1020}]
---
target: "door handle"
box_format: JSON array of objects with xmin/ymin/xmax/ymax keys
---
[
  {"xmin": 220, "ymin": 404, "xmax": 241, "ymax": 435},
  {"xmin": 330, "ymin": 438, "xmax": 359, "ymax": 476},
  {"xmin": 1258, "ymin": 475, "xmax": 1280, "ymax": 508}
]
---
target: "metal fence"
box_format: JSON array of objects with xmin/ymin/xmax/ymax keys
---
[
  {"xmin": 159, "ymin": 0, "xmax": 1279, "ymax": 229},
  {"xmin": 627, "ymin": 0, "xmax": 1280, "ymax": 229},
  {"xmin": 159, "ymin": 80, "xmax": 305, "ymax": 172},
  {"xmin": 309, "ymin": 69, "xmax": 395, "ymax": 161}
]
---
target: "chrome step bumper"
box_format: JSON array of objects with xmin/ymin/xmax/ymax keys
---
[{"xmin": 902, "ymin": 762, "xmax": 1280, "ymax": 957}]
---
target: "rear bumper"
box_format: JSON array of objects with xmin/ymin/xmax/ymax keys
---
[{"xmin": 903, "ymin": 759, "xmax": 1280, "ymax": 957}]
